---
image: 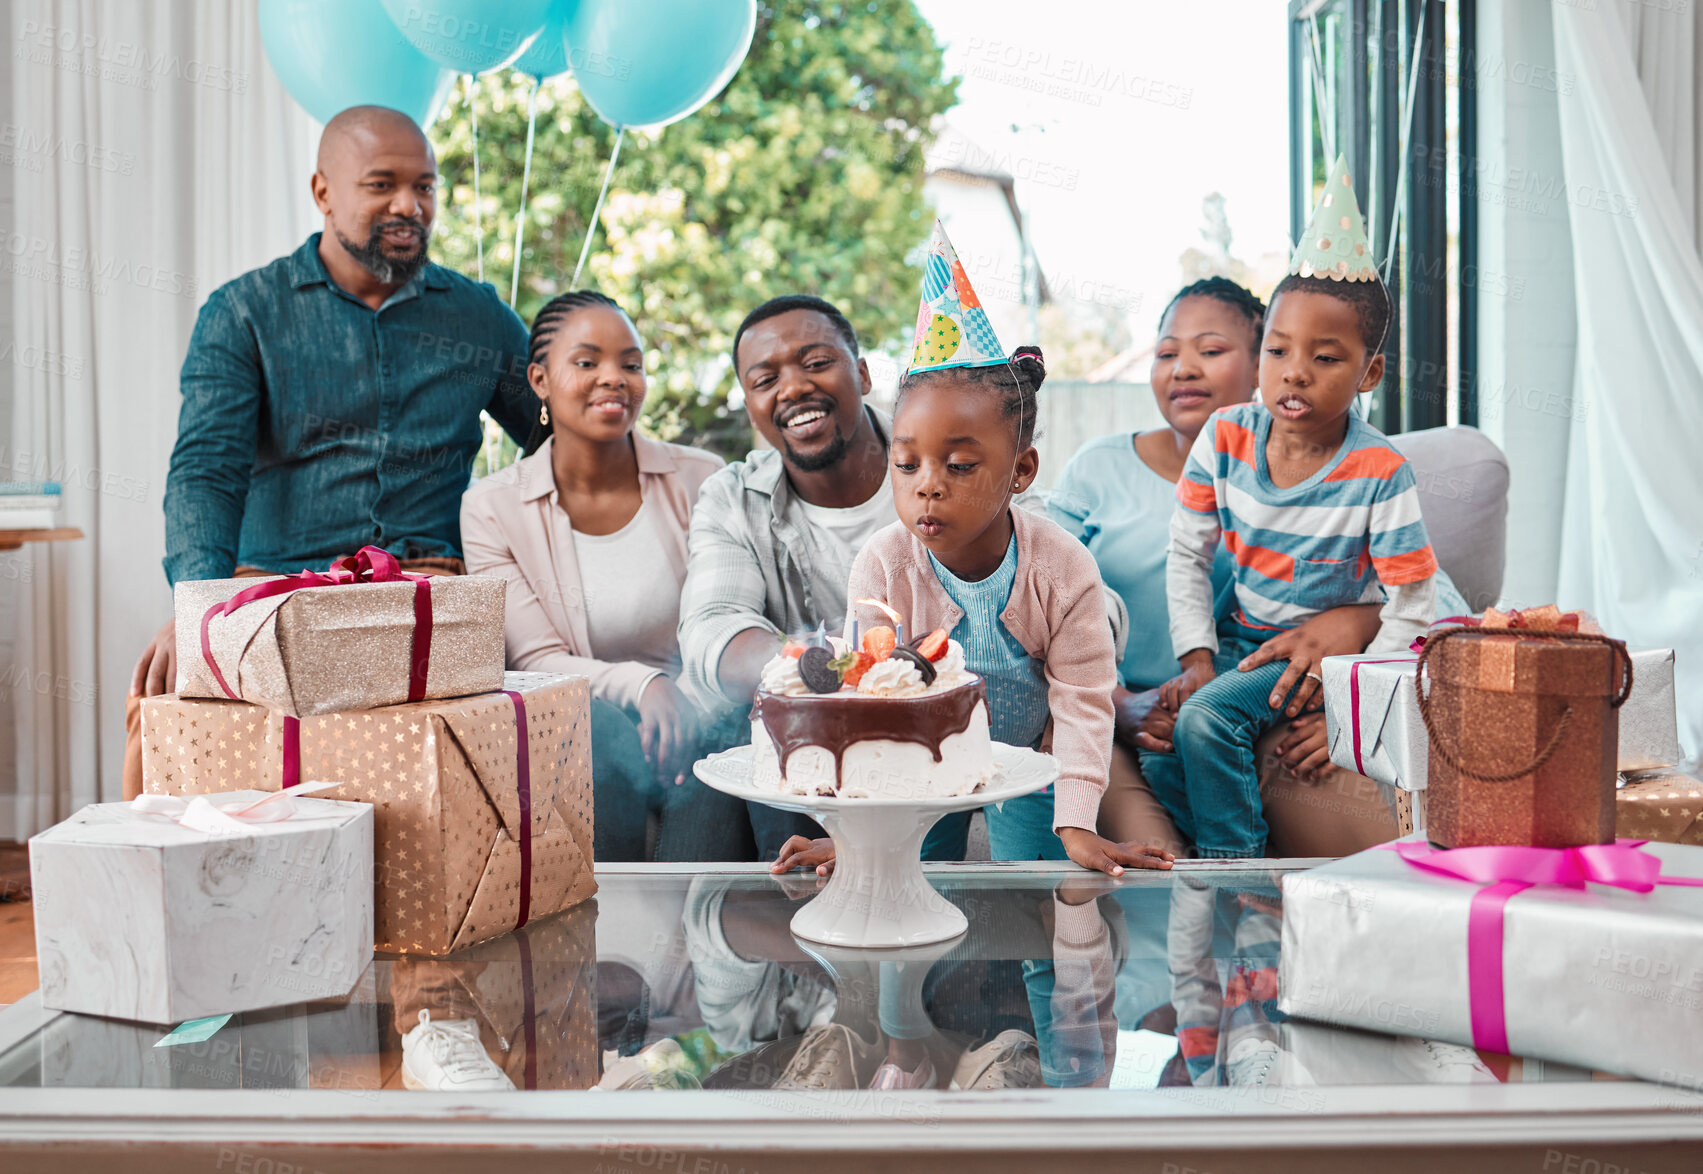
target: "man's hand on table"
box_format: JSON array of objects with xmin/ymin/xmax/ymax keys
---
[{"xmin": 130, "ymin": 617, "xmax": 177, "ymax": 698}]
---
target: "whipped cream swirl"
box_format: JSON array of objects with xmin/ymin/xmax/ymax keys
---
[
  {"xmin": 931, "ymin": 640, "xmax": 974, "ymax": 690},
  {"xmin": 855, "ymin": 657, "xmax": 927, "ymax": 698},
  {"xmin": 759, "ymin": 654, "xmax": 810, "ymax": 697}
]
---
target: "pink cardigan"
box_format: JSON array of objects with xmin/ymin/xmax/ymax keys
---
[
  {"xmin": 846, "ymin": 507, "xmax": 1117, "ymax": 833},
  {"xmin": 460, "ymin": 433, "xmax": 725, "ymax": 710}
]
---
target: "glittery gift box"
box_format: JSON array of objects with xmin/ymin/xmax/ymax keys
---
[
  {"xmin": 385, "ymin": 903, "xmax": 597, "ymax": 1089},
  {"xmin": 141, "ymin": 672, "xmax": 595, "ymax": 955},
  {"xmin": 1420, "ymin": 629, "xmax": 1627, "ymax": 848},
  {"xmin": 1617, "ymin": 768, "xmax": 1703, "ymax": 847},
  {"xmin": 174, "ymin": 573, "xmax": 507, "ymax": 717}
]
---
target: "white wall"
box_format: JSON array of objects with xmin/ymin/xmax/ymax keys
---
[{"xmin": 1475, "ymin": 0, "xmax": 1578, "ymax": 610}]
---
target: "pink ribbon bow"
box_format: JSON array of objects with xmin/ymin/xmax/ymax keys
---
[
  {"xmin": 132, "ymin": 780, "xmax": 345, "ymax": 834},
  {"xmin": 199, "ymin": 546, "xmax": 434, "ymax": 706},
  {"xmin": 1388, "ymin": 839, "xmax": 1703, "ymax": 1053}
]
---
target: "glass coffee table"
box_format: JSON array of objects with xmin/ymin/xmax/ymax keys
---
[{"xmin": 3, "ymin": 861, "xmax": 1701, "ymax": 1173}]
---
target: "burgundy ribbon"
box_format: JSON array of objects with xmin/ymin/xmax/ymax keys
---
[
  {"xmin": 281, "ymin": 715, "xmax": 301, "ymax": 789},
  {"xmin": 1387, "ymin": 840, "xmax": 1703, "ymax": 1053},
  {"xmin": 504, "ymin": 689, "xmax": 533, "ymax": 930},
  {"xmin": 517, "ymin": 927, "xmax": 537, "ymax": 1090},
  {"xmin": 199, "ymin": 546, "xmax": 433, "ymax": 706}
]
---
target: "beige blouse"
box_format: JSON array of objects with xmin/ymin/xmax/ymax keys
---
[{"xmin": 460, "ymin": 433, "xmax": 726, "ymax": 711}]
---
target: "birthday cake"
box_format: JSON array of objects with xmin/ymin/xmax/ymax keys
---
[{"xmin": 749, "ymin": 623, "xmax": 995, "ymax": 799}]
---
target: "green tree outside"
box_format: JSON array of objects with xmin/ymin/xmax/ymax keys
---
[{"xmin": 431, "ymin": 1, "xmax": 958, "ymax": 471}]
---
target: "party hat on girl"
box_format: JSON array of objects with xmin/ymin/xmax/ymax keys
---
[
  {"xmin": 906, "ymin": 219, "xmax": 1008, "ymax": 375},
  {"xmin": 1291, "ymin": 154, "xmax": 1381, "ymax": 283}
]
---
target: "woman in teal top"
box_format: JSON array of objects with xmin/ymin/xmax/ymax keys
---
[{"xmin": 1050, "ymin": 277, "xmax": 1444, "ymax": 849}]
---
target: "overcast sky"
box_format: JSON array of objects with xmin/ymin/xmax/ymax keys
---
[{"xmin": 913, "ymin": 0, "xmax": 1292, "ymax": 336}]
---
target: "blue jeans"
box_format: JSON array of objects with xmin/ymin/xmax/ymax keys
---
[
  {"xmin": 985, "ymin": 790, "xmax": 1068, "ymax": 862},
  {"xmin": 922, "ymin": 809, "xmax": 972, "ymax": 861},
  {"xmin": 1138, "ymin": 617, "xmax": 1304, "ymax": 858}
]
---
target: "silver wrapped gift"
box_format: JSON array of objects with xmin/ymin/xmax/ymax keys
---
[
  {"xmin": 1322, "ymin": 652, "xmax": 1426, "ymax": 790},
  {"xmin": 1277, "ymin": 839, "xmax": 1703, "ymax": 1085},
  {"xmin": 1620, "ymin": 648, "xmax": 1682, "ymax": 771}
]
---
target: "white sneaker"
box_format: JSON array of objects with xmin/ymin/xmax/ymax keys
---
[
  {"xmin": 1392, "ymin": 1037, "xmax": 1499, "ymax": 1083},
  {"xmin": 1224, "ymin": 1036, "xmax": 1314, "ymax": 1087},
  {"xmin": 949, "ymin": 1030, "xmax": 1042, "ymax": 1090},
  {"xmin": 400, "ymin": 1010, "xmax": 515, "ymax": 1092}
]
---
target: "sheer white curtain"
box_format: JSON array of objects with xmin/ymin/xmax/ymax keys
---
[
  {"xmin": 3, "ymin": 0, "xmax": 316, "ymax": 836},
  {"xmin": 1552, "ymin": 0, "xmax": 1703, "ymax": 768}
]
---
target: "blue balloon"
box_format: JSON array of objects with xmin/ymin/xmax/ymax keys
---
[
  {"xmin": 261, "ymin": 0, "xmax": 456, "ymax": 127},
  {"xmin": 380, "ymin": 0, "xmax": 552, "ymax": 73},
  {"xmin": 565, "ymin": 0, "xmax": 757, "ymax": 130},
  {"xmin": 511, "ymin": 0, "xmax": 578, "ymax": 81}
]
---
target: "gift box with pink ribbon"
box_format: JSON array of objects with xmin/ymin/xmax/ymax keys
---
[
  {"xmin": 29, "ymin": 788, "xmax": 373, "ymax": 1023},
  {"xmin": 173, "ymin": 546, "xmax": 507, "ymax": 717},
  {"xmin": 1276, "ymin": 836, "xmax": 1703, "ymax": 1084},
  {"xmin": 141, "ymin": 671, "xmax": 595, "ymax": 956}
]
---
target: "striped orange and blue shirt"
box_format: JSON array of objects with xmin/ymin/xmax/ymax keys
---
[{"xmin": 1168, "ymin": 402, "xmax": 1437, "ymax": 655}]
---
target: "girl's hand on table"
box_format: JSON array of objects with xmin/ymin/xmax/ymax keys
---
[
  {"xmin": 1235, "ymin": 603, "xmax": 1381, "ymax": 718},
  {"xmin": 1059, "ymin": 827, "xmax": 1175, "ymax": 877},
  {"xmin": 1272, "ymin": 710, "xmax": 1332, "ymax": 780},
  {"xmin": 771, "ymin": 835, "xmax": 835, "ymax": 877}
]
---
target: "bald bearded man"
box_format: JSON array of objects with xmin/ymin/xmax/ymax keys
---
[{"xmin": 123, "ymin": 105, "xmax": 539, "ymax": 797}]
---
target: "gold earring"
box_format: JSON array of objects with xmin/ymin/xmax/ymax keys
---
[{"xmin": 540, "ymin": 402, "xmax": 550, "ymax": 426}]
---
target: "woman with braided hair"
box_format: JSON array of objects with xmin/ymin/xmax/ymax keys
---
[{"xmin": 461, "ymin": 291, "xmax": 746, "ymax": 861}]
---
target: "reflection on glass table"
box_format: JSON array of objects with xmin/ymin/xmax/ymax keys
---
[{"xmin": 1, "ymin": 865, "xmax": 1673, "ymax": 1098}]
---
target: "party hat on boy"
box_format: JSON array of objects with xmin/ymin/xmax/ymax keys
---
[
  {"xmin": 906, "ymin": 219, "xmax": 1008, "ymax": 375},
  {"xmin": 1290, "ymin": 154, "xmax": 1381, "ymax": 283}
]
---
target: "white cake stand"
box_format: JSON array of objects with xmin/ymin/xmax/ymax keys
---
[{"xmin": 693, "ymin": 743, "xmax": 1059, "ymax": 948}]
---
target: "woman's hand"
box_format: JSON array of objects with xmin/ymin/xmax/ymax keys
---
[
  {"xmin": 1235, "ymin": 603, "xmax": 1381, "ymax": 717},
  {"xmin": 636, "ymin": 676, "xmax": 700, "ymax": 786},
  {"xmin": 771, "ymin": 835, "xmax": 836, "ymax": 877},
  {"xmin": 1058, "ymin": 827, "xmax": 1175, "ymax": 876},
  {"xmin": 1272, "ymin": 711, "xmax": 1332, "ymax": 780},
  {"xmin": 1158, "ymin": 650, "xmax": 1216, "ymax": 713}
]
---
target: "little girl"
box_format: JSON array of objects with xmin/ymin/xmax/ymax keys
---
[{"xmin": 773, "ymin": 222, "xmax": 1174, "ymax": 880}]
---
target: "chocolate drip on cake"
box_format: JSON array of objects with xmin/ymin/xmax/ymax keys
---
[{"xmin": 755, "ymin": 680, "xmax": 987, "ymax": 792}]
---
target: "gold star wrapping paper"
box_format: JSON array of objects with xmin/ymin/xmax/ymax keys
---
[
  {"xmin": 173, "ymin": 573, "xmax": 507, "ymax": 717},
  {"xmin": 142, "ymin": 671, "xmax": 594, "ymax": 955},
  {"xmin": 386, "ymin": 903, "xmax": 598, "ymax": 1089},
  {"xmin": 1615, "ymin": 768, "xmax": 1703, "ymax": 847}
]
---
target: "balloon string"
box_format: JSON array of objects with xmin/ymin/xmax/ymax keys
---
[
  {"xmin": 1382, "ymin": 2, "xmax": 1428, "ymax": 280},
  {"xmin": 509, "ymin": 76, "xmax": 541, "ymax": 308},
  {"xmin": 468, "ymin": 74, "xmax": 483, "ymax": 284},
  {"xmin": 571, "ymin": 125, "xmax": 625, "ymax": 288}
]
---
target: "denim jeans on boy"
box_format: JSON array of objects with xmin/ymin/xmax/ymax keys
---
[{"xmin": 1137, "ymin": 615, "xmax": 1306, "ymax": 858}]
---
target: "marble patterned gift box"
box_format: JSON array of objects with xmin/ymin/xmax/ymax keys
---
[
  {"xmin": 173, "ymin": 564, "xmax": 506, "ymax": 717},
  {"xmin": 29, "ymin": 792, "xmax": 373, "ymax": 1024},
  {"xmin": 141, "ymin": 671, "xmax": 595, "ymax": 955}
]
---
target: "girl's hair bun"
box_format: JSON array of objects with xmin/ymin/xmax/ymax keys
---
[{"xmin": 1010, "ymin": 345, "xmax": 1046, "ymax": 390}]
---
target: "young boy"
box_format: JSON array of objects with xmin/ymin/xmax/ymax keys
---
[{"xmin": 1140, "ymin": 156, "xmax": 1438, "ymax": 859}]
